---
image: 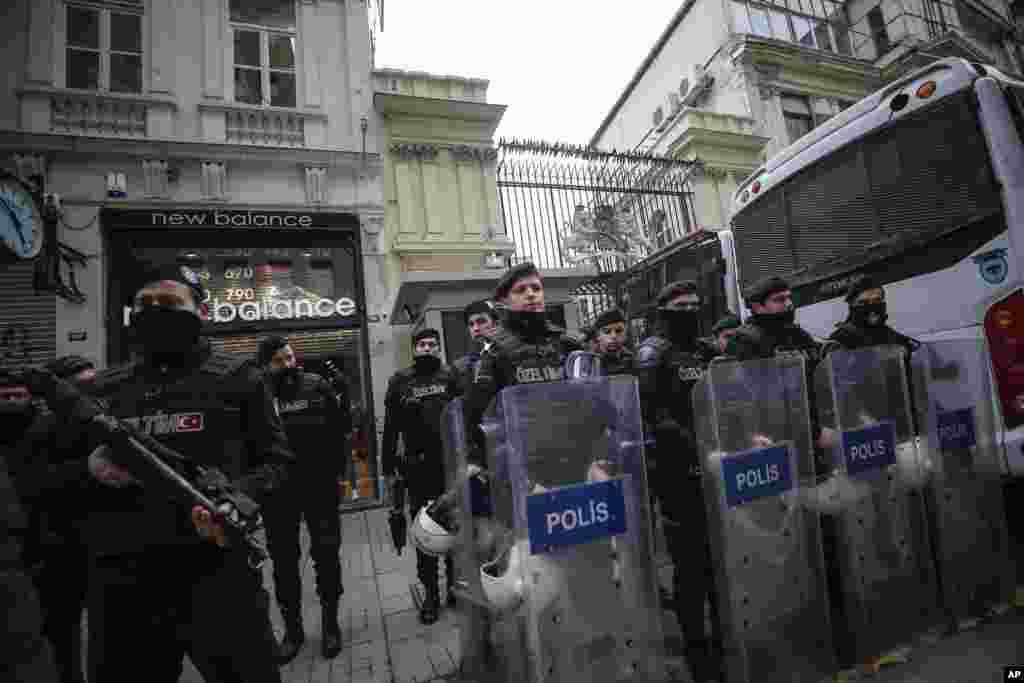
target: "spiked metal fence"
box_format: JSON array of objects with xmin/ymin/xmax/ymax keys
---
[{"xmin": 496, "ymin": 139, "xmax": 702, "ymax": 274}]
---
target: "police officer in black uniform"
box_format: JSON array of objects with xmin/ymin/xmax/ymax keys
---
[
  {"xmin": 464, "ymin": 262, "xmax": 582, "ymax": 460},
  {"xmin": 588, "ymin": 308, "xmax": 634, "ymax": 375},
  {"xmin": 633, "ymin": 281, "xmax": 722, "ymax": 683},
  {"xmin": 258, "ymin": 336, "xmax": 349, "ymax": 662},
  {"xmin": 86, "ymin": 262, "xmax": 291, "ymax": 683},
  {"xmin": 0, "ymin": 378, "xmax": 60, "ymax": 683},
  {"xmin": 453, "ymin": 299, "xmax": 498, "ymax": 395},
  {"xmin": 382, "ymin": 328, "xmax": 461, "ymax": 625},
  {"xmin": 829, "ymin": 277, "xmax": 919, "ymax": 355},
  {"xmin": 9, "ymin": 356, "xmax": 97, "ymax": 683},
  {"xmin": 725, "ymin": 277, "xmax": 819, "ymax": 361}
]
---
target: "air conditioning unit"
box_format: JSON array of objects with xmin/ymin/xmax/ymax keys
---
[
  {"xmin": 678, "ymin": 76, "xmax": 691, "ymax": 99},
  {"xmin": 652, "ymin": 106, "xmax": 666, "ymax": 131},
  {"xmin": 666, "ymin": 92, "xmax": 682, "ymax": 118},
  {"xmin": 682, "ymin": 64, "xmax": 713, "ymax": 107}
]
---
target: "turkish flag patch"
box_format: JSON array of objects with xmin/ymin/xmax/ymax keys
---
[{"xmin": 175, "ymin": 413, "xmax": 205, "ymax": 433}]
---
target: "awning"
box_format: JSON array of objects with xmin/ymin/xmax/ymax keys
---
[{"xmin": 389, "ymin": 266, "xmax": 598, "ymax": 325}]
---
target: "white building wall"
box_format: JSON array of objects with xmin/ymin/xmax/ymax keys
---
[{"xmin": 596, "ymin": 0, "xmax": 731, "ymax": 152}]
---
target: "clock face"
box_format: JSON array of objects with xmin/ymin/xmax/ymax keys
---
[{"xmin": 0, "ymin": 177, "xmax": 43, "ymax": 260}]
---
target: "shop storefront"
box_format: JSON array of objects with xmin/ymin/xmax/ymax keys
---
[{"xmin": 102, "ymin": 208, "xmax": 381, "ymax": 508}]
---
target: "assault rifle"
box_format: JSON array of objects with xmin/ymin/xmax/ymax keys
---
[{"xmin": 1, "ymin": 368, "xmax": 268, "ymax": 568}]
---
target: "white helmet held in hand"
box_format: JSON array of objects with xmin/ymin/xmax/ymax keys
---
[
  {"xmin": 411, "ymin": 503, "xmax": 457, "ymax": 557},
  {"xmin": 480, "ymin": 539, "xmax": 567, "ymax": 614}
]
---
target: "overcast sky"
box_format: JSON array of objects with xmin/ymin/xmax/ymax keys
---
[{"xmin": 373, "ymin": 0, "xmax": 683, "ymax": 147}]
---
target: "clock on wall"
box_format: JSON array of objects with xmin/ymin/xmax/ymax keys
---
[{"xmin": 0, "ymin": 173, "xmax": 44, "ymax": 261}]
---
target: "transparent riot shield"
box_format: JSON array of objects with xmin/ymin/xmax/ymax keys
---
[
  {"xmin": 914, "ymin": 338, "xmax": 1014, "ymax": 626},
  {"xmin": 440, "ymin": 398, "xmax": 511, "ymax": 682},
  {"xmin": 692, "ymin": 354, "xmax": 836, "ymax": 683},
  {"xmin": 478, "ymin": 375, "xmax": 668, "ymax": 683},
  {"xmin": 813, "ymin": 345, "xmax": 939, "ymax": 663}
]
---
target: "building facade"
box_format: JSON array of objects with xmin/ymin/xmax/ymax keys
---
[
  {"xmin": 0, "ymin": 0, "xmax": 387, "ymax": 503},
  {"xmin": 590, "ymin": 0, "xmax": 1024, "ymax": 227},
  {"xmin": 372, "ymin": 68, "xmax": 593, "ymax": 380}
]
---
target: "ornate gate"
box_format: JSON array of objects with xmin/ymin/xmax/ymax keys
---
[{"xmin": 496, "ymin": 139, "xmax": 701, "ymax": 328}]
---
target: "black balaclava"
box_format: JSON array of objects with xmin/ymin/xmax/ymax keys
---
[
  {"xmin": 504, "ymin": 308, "xmax": 548, "ymax": 338},
  {"xmin": 850, "ymin": 301, "xmax": 888, "ymax": 328},
  {"xmin": 495, "ymin": 264, "xmax": 547, "ymax": 338},
  {"xmin": 412, "ymin": 329, "xmax": 442, "ymax": 375},
  {"xmin": 270, "ymin": 366, "xmax": 302, "ymax": 401},
  {"xmin": 845, "ymin": 277, "xmax": 887, "ymax": 328},
  {"xmin": 659, "ymin": 308, "xmax": 700, "ymax": 346},
  {"xmin": 747, "ymin": 276, "xmax": 796, "ymax": 328},
  {"xmin": 129, "ymin": 263, "xmax": 206, "ymax": 369},
  {"xmin": 257, "ymin": 335, "xmax": 301, "ymax": 400}
]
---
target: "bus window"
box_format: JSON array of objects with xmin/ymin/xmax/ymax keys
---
[{"xmin": 732, "ymin": 89, "xmax": 1002, "ymax": 297}]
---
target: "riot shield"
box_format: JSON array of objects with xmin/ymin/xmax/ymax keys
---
[
  {"xmin": 914, "ymin": 338, "xmax": 1014, "ymax": 626},
  {"xmin": 813, "ymin": 345, "xmax": 939, "ymax": 663},
  {"xmin": 692, "ymin": 354, "xmax": 836, "ymax": 683},
  {"xmin": 440, "ymin": 398, "xmax": 510, "ymax": 682},
  {"xmin": 477, "ymin": 375, "xmax": 668, "ymax": 683}
]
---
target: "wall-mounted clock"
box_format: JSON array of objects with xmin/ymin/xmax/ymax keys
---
[{"xmin": 0, "ymin": 174, "xmax": 44, "ymax": 261}]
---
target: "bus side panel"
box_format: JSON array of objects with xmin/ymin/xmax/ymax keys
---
[{"xmin": 977, "ymin": 77, "xmax": 1024, "ymax": 478}]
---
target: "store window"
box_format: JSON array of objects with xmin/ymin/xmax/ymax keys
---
[
  {"xmin": 230, "ymin": 0, "xmax": 297, "ymax": 107},
  {"xmin": 104, "ymin": 210, "xmax": 374, "ymax": 505},
  {"xmin": 65, "ymin": 2, "xmax": 143, "ymax": 92}
]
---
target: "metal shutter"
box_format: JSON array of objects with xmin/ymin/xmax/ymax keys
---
[
  {"xmin": 207, "ymin": 328, "xmax": 364, "ymax": 360},
  {"xmin": 787, "ymin": 142, "xmax": 878, "ymax": 270},
  {"xmin": 865, "ymin": 92, "xmax": 1001, "ymax": 239},
  {"xmin": 732, "ymin": 189, "xmax": 796, "ymax": 294},
  {"xmin": 0, "ymin": 262, "xmax": 56, "ymax": 371}
]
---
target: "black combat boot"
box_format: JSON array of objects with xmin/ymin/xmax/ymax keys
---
[
  {"xmin": 420, "ymin": 583, "xmax": 440, "ymax": 625},
  {"xmin": 321, "ymin": 600, "xmax": 342, "ymax": 659},
  {"xmin": 277, "ymin": 609, "xmax": 305, "ymax": 665}
]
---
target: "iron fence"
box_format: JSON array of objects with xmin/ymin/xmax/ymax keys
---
[{"xmin": 496, "ymin": 139, "xmax": 701, "ymax": 275}]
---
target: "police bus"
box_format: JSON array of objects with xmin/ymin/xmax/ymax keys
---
[{"xmin": 722, "ymin": 57, "xmax": 1024, "ymax": 479}]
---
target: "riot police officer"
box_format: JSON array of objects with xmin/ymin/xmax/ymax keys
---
[
  {"xmin": 382, "ymin": 328, "xmax": 461, "ymax": 624},
  {"xmin": 588, "ymin": 308, "xmax": 634, "ymax": 375},
  {"xmin": 258, "ymin": 336, "xmax": 349, "ymax": 662},
  {"xmin": 633, "ymin": 281, "xmax": 722, "ymax": 683},
  {"xmin": 829, "ymin": 278, "xmax": 919, "ymax": 355},
  {"xmin": 86, "ymin": 262, "xmax": 291, "ymax": 683},
  {"xmin": 1, "ymin": 379, "xmax": 59, "ymax": 683},
  {"xmin": 10, "ymin": 356, "xmax": 97, "ymax": 683},
  {"xmin": 464, "ymin": 262, "xmax": 582, "ymax": 460},
  {"xmin": 725, "ymin": 277, "xmax": 819, "ymax": 360},
  {"xmin": 453, "ymin": 299, "xmax": 498, "ymax": 395}
]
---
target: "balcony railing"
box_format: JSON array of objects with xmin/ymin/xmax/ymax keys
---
[
  {"xmin": 50, "ymin": 93, "xmax": 147, "ymax": 137},
  {"xmin": 224, "ymin": 110, "xmax": 306, "ymax": 147}
]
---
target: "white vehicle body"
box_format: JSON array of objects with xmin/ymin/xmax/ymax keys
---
[{"xmin": 717, "ymin": 58, "xmax": 1024, "ymax": 476}]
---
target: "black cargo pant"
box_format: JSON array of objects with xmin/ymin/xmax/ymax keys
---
[
  {"xmin": 406, "ymin": 453, "xmax": 454, "ymax": 594},
  {"xmin": 87, "ymin": 545, "xmax": 281, "ymax": 683},
  {"xmin": 658, "ymin": 469, "xmax": 723, "ymax": 681},
  {"xmin": 33, "ymin": 539, "xmax": 88, "ymax": 683},
  {"xmin": 265, "ymin": 471, "xmax": 343, "ymax": 615}
]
